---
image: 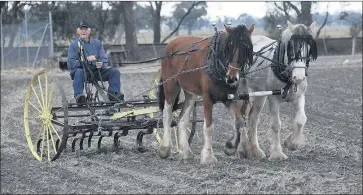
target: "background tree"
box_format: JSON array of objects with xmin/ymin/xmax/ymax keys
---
[
  {"xmin": 172, "ymin": 1, "xmax": 207, "ymax": 35},
  {"xmin": 161, "ymin": 1, "xmax": 204, "ymax": 43},
  {"xmin": 149, "ymin": 1, "xmax": 163, "ymax": 43},
  {"xmin": 120, "ymin": 1, "xmax": 140, "ymax": 60}
]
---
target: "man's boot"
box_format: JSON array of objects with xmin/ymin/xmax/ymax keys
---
[
  {"xmin": 109, "ymin": 91, "xmax": 124, "ymax": 101},
  {"xmin": 75, "ymin": 94, "xmax": 86, "ymax": 104}
]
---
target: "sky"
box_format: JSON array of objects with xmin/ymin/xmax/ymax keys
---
[{"xmin": 139, "ymin": 1, "xmax": 363, "ymax": 20}]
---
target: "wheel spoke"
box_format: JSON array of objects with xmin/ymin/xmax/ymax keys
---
[
  {"xmin": 51, "ymin": 119, "xmax": 64, "ymax": 127},
  {"xmin": 47, "ymin": 123, "xmax": 57, "ymax": 154},
  {"xmin": 45, "ymin": 73, "xmax": 48, "ymax": 110},
  {"xmin": 46, "ymin": 123, "xmax": 50, "ymax": 162},
  {"xmin": 40, "ymin": 124, "xmax": 45, "ymax": 160},
  {"xmin": 31, "ymin": 85, "xmax": 44, "ymax": 111},
  {"xmin": 37, "ymin": 75, "xmax": 46, "ymax": 110},
  {"xmin": 49, "ymin": 91, "xmax": 60, "ymax": 113},
  {"xmin": 49, "ymin": 122, "xmax": 61, "ymax": 141},
  {"xmin": 26, "ymin": 100, "xmax": 42, "ymax": 114},
  {"xmin": 47, "ymin": 80, "xmax": 55, "ymax": 110}
]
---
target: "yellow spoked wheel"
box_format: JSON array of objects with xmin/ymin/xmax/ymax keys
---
[
  {"xmin": 149, "ymin": 69, "xmax": 198, "ymax": 153},
  {"xmin": 24, "ymin": 71, "xmax": 68, "ymax": 162}
]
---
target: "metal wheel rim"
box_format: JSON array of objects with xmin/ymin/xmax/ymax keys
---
[{"xmin": 24, "ymin": 71, "xmax": 68, "ymax": 162}]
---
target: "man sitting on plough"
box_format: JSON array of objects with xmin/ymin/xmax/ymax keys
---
[{"xmin": 67, "ymin": 20, "xmax": 124, "ymax": 103}]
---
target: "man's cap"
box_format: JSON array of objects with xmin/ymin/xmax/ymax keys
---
[{"xmin": 78, "ymin": 20, "xmax": 90, "ymax": 28}]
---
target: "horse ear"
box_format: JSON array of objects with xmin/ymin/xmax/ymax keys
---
[
  {"xmin": 224, "ymin": 24, "xmax": 232, "ymax": 34},
  {"xmin": 287, "ymin": 20, "xmax": 294, "ymax": 31},
  {"xmin": 248, "ymin": 24, "xmax": 255, "ymax": 34}
]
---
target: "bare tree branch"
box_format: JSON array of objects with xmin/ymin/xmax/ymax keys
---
[
  {"xmin": 161, "ymin": 1, "xmax": 201, "ymax": 43},
  {"xmin": 149, "ymin": 1, "xmax": 155, "ymax": 17},
  {"xmin": 274, "ymin": 2, "xmax": 285, "ymax": 12},
  {"xmin": 282, "ymin": 2, "xmax": 291, "ymax": 21},
  {"xmin": 286, "ymin": 1, "xmax": 301, "ymax": 16},
  {"xmin": 316, "ymin": 11, "xmax": 329, "ymax": 38}
]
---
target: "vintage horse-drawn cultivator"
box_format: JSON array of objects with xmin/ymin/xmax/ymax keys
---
[
  {"xmin": 24, "ymin": 68, "xmax": 203, "ymax": 162},
  {"xmin": 24, "ymin": 21, "xmax": 317, "ymax": 163}
]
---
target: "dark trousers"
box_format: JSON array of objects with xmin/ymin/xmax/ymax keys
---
[{"xmin": 73, "ymin": 67, "xmax": 121, "ymax": 96}]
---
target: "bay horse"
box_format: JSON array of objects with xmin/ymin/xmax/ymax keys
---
[
  {"xmin": 157, "ymin": 24, "xmax": 255, "ymax": 164},
  {"xmin": 225, "ymin": 20, "xmax": 318, "ymax": 161}
]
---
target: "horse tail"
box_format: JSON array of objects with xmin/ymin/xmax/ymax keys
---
[{"xmin": 158, "ymin": 76, "xmax": 180, "ymax": 112}]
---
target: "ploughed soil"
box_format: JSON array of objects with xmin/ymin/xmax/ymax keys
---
[{"xmin": 1, "ymin": 55, "xmax": 362, "ymax": 194}]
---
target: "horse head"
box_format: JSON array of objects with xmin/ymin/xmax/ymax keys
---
[
  {"xmin": 224, "ymin": 24, "xmax": 254, "ymax": 86},
  {"xmin": 281, "ymin": 20, "xmax": 318, "ymax": 84}
]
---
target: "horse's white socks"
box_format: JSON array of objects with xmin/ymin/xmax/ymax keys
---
[
  {"xmin": 178, "ymin": 96, "xmax": 196, "ymax": 155},
  {"xmin": 201, "ymin": 121, "xmax": 217, "ymax": 163},
  {"xmin": 161, "ymin": 102, "xmax": 173, "ymax": 148}
]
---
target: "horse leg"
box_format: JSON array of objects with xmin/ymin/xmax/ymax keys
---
[
  {"xmin": 284, "ymin": 95, "xmax": 307, "ymax": 150},
  {"xmin": 267, "ymin": 96, "xmax": 288, "ymax": 161},
  {"xmin": 178, "ymin": 91, "xmax": 197, "ymax": 160},
  {"xmin": 246, "ymin": 96, "xmax": 267, "ymax": 159},
  {"xmin": 232, "ymin": 101, "xmax": 250, "ymax": 159},
  {"xmin": 200, "ymin": 95, "xmax": 217, "ymax": 164},
  {"xmin": 224, "ymin": 100, "xmax": 242, "ymax": 156},
  {"xmin": 158, "ymin": 85, "xmax": 180, "ymax": 159}
]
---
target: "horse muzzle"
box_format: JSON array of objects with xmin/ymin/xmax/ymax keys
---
[
  {"xmin": 225, "ymin": 75, "xmax": 239, "ymax": 85},
  {"xmin": 291, "ymin": 75, "xmax": 305, "ymax": 84}
]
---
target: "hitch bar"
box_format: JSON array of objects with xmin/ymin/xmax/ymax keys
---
[{"xmin": 228, "ymin": 89, "xmax": 284, "ymax": 100}]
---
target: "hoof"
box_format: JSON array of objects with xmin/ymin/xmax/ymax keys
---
[
  {"xmin": 284, "ymin": 134, "xmax": 305, "ymax": 151},
  {"xmin": 179, "ymin": 149, "xmax": 195, "ymax": 161},
  {"xmin": 224, "ymin": 147, "xmax": 236, "ymax": 156},
  {"xmin": 236, "ymin": 142, "xmax": 248, "ymax": 159},
  {"xmin": 158, "ymin": 145, "xmax": 171, "ymax": 159},
  {"xmin": 249, "ymin": 146, "xmax": 266, "ymax": 159},
  {"xmin": 268, "ymin": 151, "xmax": 288, "ymax": 161},
  {"xmin": 200, "ymin": 155, "xmax": 218, "ymax": 165},
  {"xmin": 137, "ymin": 146, "xmax": 148, "ymax": 153},
  {"xmin": 236, "ymin": 149, "xmax": 248, "ymax": 159},
  {"xmin": 201, "ymin": 148, "xmax": 218, "ymax": 164},
  {"xmin": 225, "ymin": 140, "xmax": 237, "ymax": 149}
]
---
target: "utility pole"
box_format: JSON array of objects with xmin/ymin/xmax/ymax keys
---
[
  {"xmin": 0, "ymin": 11, "xmax": 4, "ymax": 70},
  {"xmin": 48, "ymin": 10, "xmax": 54, "ymax": 57},
  {"xmin": 25, "ymin": 10, "xmax": 29, "ymax": 67}
]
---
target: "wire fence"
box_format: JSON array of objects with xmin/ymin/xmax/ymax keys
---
[{"xmin": 1, "ymin": 11, "xmax": 53, "ymax": 70}]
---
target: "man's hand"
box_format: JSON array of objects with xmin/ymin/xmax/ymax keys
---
[
  {"xmin": 96, "ymin": 61, "xmax": 103, "ymax": 69},
  {"xmin": 87, "ymin": 55, "xmax": 96, "ymax": 62}
]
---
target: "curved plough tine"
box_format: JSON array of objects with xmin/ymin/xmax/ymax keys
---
[
  {"xmin": 55, "ymin": 138, "xmax": 60, "ymax": 152},
  {"xmin": 114, "ymin": 132, "xmax": 121, "ymax": 149},
  {"xmin": 36, "ymin": 139, "xmax": 43, "ymax": 154},
  {"xmin": 136, "ymin": 127, "xmax": 153, "ymax": 153},
  {"xmin": 80, "ymin": 133, "xmax": 86, "ymax": 151},
  {"xmin": 80, "ymin": 138, "xmax": 84, "ymax": 151},
  {"xmin": 97, "ymin": 135, "xmax": 104, "ymax": 150},
  {"xmin": 88, "ymin": 132, "xmax": 93, "ymax": 148},
  {"xmin": 72, "ymin": 138, "xmax": 78, "ymax": 152}
]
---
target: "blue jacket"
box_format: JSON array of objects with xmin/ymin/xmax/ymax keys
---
[{"xmin": 67, "ymin": 37, "xmax": 109, "ymax": 76}]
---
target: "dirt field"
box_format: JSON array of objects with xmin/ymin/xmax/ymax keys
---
[{"xmin": 1, "ymin": 54, "xmax": 362, "ymax": 194}]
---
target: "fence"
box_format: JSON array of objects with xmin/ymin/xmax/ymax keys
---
[{"xmin": 0, "ymin": 11, "xmax": 53, "ymax": 70}]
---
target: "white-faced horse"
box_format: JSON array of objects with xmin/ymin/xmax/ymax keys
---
[{"xmin": 225, "ymin": 20, "xmax": 318, "ymax": 160}]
